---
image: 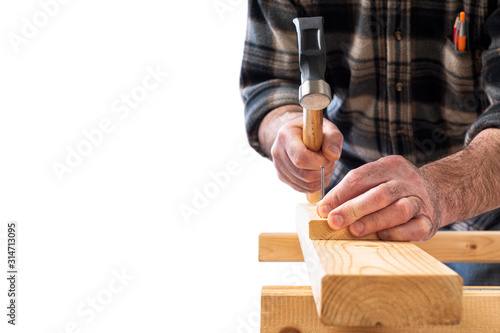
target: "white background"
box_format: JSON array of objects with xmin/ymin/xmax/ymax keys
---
[{"xmin": 0, "ymin": 1, "xmax": 308, "ymax": 332}]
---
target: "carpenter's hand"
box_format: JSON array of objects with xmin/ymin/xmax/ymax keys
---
[
  {"xmin": 270, "ymin": 117, "xmax": 343, "ymax": 194},
  {"xmin": 317, "ymin": 155, "xmax": 441, "ymax": 241}
]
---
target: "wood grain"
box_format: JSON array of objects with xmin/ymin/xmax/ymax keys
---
[
  {"xmin": 416, "ymin": 231, "xmax": 500, "ymax": 263},
  {"xmin": 261, "ymin": 286, "xmax": 500, "ymax": 332},
  {"xmin": 302, "ymin": 109, "xmax": 323, "ymax": 152},
  {"xmin": 259, "ymin": 231, "xmax": 500, "ymax": 263},
  {"xmin": 303, "ymin": 109, "xmax": 323, "ymax": 204},
  {"xmin": 295, "ymin": 204, "xmax": 463, "ymax": 326},
  {"xmin": 258, "ymin": 233, "xmax": 303, "ymax": 262},
  {"xmin": 299, "ymin": 203, "xmax": 380, "ymax": 240}
]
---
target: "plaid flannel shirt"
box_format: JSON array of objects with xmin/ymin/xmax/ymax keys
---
[{"xmin": 240, "ymin": 0, "xmax": 500, "ymax": 230}]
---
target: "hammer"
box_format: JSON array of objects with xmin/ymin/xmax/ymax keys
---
[{"xmin": 293, "ymin": 17, "xmax": 332, "ymax": 203}]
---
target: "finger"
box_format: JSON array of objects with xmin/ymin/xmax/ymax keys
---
[
  {"xmin": 286, "ymin": 126, "xmax": 331, "ymax": 170},
  {"xmin": 379, "ymin": 215, "xmax": 434, "ymax": 241},
  {"xmin": 324, "ymin": 180, "xmax": 408, "ymax": 227},
  {"xmin": 321, "ymin": 121, "xmax": 343, "ymax": 162},
  {"xmin": 273, "ymin": 144, "xmax": 321, "ymax": 192},
  {"xmin": 276, "ymin": 167, "xmax": 322, "ymax": 193},
  {"xmin": 272, "ymin": 133, "xmax": 336, "ymax": 193},
  {"xmin": 273, "ymin": 144, "xmax": 324, "ymax": 191},
  {"xmin": 318, "ymin": 165, "xmax": 386, "ymax": 217},
  {"xmin": 283, "ymin": 157, "xmax": 335, "ymax": 185},
  {"xmin": 281, "ymin": 134, "xmax": 336, "ymax": 186},
  {"xmin": 317, "ymin": 156, "xmax": 407, "ymax": 216},
  {"xmin": 349, "ymin": 196, "xmax": 422, "ymax": 237},
  {"xmin": 279, "ymin": 162, "xmax": 334, "ymax": 194}
]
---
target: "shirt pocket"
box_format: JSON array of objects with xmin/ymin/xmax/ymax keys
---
[
  {"xmin": 439, "ymin": 37, "xmax": 480, "ymax": 136},
  {"xmin": 441, "ymin": 37, "xmax": 476, "ymax": 101}
]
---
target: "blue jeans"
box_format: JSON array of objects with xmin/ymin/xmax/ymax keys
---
[{"xmin": 444, "ymin": 222, "xmax": 500, "ymax": 286}]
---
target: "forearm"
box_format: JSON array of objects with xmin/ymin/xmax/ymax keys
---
[
  {"xmin": 257, "ymin": 105, "xmax": 302, "ymax": 158},
  {"xmin": 421, "ymin": 128, "xmax": 500, "ymax": 227}
]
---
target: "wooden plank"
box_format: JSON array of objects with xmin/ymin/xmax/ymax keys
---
[
  {"xmin": 261, "ymin": 286, "xmax": 500, "ymax": 333},
  {"xmin": 295, "ymin": 204, "xmax": 463, "ymax": 327},
  {"xmin": 259, "ymin": 231, "xmax": 500, "ymax": 263},
  {"xmin": 310, "ymin": 219, "xmax": 380, "ymax": 240},
  {"xmin": 259, "ymin": 233, "xmax": 304, "ymax": 262},
  {"xmin": 416, "ymin": 231, "xmax": 500, "ymax": 263},
  {"xmin": 300, "ymin": 203, "xmax": 380, "ymax": 240}
]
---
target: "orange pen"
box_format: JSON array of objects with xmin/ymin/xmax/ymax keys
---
[{"xmin": 457, "ymin": 11, "xmax": 467, "ymax": 52}]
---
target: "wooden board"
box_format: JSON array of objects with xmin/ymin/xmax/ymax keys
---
[
  {"xmin": 416, "ymin": 231, "xmax": 500, "ymax": 263},
  {"xmin": 258, "ymin": 233, "xmax": 304, "ymax": 262},
  {"xmin": 261, "ymin": 286, "xmax": 500, "ymax": 332},
  {"xmin": 295, "ymin": 204, "xmax": 463, "ymax": 327},
  {"xmin": 259, "ymin": 231, "xmax": 500, "ymax": 263},
  {"xmin": 299, "ymin": 203, "xmax": 380, "ymax": 240}
]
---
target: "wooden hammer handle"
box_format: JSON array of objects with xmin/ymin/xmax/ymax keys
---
[{"xmin": 303, "ymin": 109, "xmax": 323, "ymax": 203}]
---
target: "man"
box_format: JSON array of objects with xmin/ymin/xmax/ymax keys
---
[{"xmin": 240, "ymin": 0, "xmax": 500, "ymax": 284}]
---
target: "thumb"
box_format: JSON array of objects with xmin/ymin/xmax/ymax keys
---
[{"xmin": 321, "ymin": 120, "xmax": 343, "ymax": 162}]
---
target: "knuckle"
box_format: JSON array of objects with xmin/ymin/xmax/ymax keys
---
[
  {"xmin": 281, "ymin": 120, "xmax": 295, "ymax": 131},
  {"xmin": 326, "ymin": 190, "xmax": 342, "ymax": 208},
  {"xmin": 301, "ymin": 171, "xmax": 318, "ymax": 183},
  {"xmin": 364, "ymin": 214, "xmax": 383, "ymax": 233},
  {"xmin": 418, "ymin": 219, "xmax": 434, "ymax": 241},
  {"xmin": 381, "ymin": 155, "xmax": 407, "ymax": 168},
  {"xmin": 293, "ymin": 155, "xmax": 306, "ymax": 169},
  {"xmin": 270, "ymin": 145, "xmax": 279, "ymax": 159},
  {"xmin": 275, "ymin": 128, "xmax": 288, "ymax": 144},
  {"xmin": 374, "ymin": 184, "xmax": 394, "ymax": 207},
  {"xmin": 345, "ymin": 169, "xmax": 362, "ymax": 188},
  {"xmin": 332, "ymin": 191, "xmax": 342, "ymax": 207},
  {"xmin": 372, "ymin": 213, "xmax": 388, "ymax": 230},
  {"xmin": 411, "ymin": 175, "xmax": 425, "ymax": 189},
  {"xmin": 412, "ymin": 218, "xmax": 433, "ymax": 241},
  {"xmin": 397, "ymin": 199, "xmax": 415, "ymax": 220},
  {"xmin": 343, "ymin": 202, "xmax": 359, "ymax": 219}
]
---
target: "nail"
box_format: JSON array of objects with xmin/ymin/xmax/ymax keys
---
[
  {"xmin": 351, "ymin": 221, "xmax": 364, "ymax": 236},
  {"xmin": 319, "ymin": 204, "xmax": 331, "ymax": 218},
  {"xmin": 329, "ymin": 215, "xmax": 344, "ymax": 230}
]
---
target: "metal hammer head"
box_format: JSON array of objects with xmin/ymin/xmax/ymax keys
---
[{"xmin": 293, "ymin": 17, "xmax": 332, "ymax": 110}]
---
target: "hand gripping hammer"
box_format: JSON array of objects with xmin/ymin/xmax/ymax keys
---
[{"xmin": 293, "ymin": 17, "xmax": 332, "ymax": 203}]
